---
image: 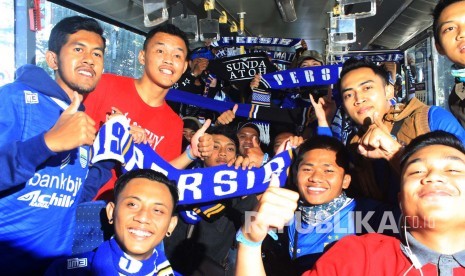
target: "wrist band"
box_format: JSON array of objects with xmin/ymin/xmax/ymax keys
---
[
  {"xmin": 186, "ymin": 145, "xmax": 197, "ymax": 161},
  {"xmin": 236, "ymin": 228, "xmax": 278, "ymax": 247},
  {"xmin": 261, "ymin": 153, "xmax": 269, "ymax": 167},
  {"xmin": 236, "ymin": 228, "xmax": 262, "ymax": 247}
]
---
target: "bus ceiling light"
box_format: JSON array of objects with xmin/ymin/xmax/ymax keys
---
[
  {"xmin": 275, "ymin": 0, "xmax": 297, "ymax": 22},
  {"xmin": 170, "ymin": 0, "xmax": 199, "ymax": 42},
  {"xmin": 339, "ymin": 0, "xmax": 376, "ymax": 19},
  {"xmin": 172, "ymin": 14, "xmax": 199, "ymax": 42},
  {"xmin": 199, "ymin": 0, "xmax": 220, "ymax": 41},
  {"xmin": 330, "ymin": 17, "xmax": 356, "ymax": 44},
  {"xmin": 142, "ymin": 0, "xmax": 169, "ymax": 27}
]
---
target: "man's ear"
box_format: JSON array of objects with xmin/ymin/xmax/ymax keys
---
[
  {"xmin": 435, "ymin": 41, "xmax": 445, "ymax": 56},
  {"xmin": 342, "ymin": 174, "xmax": 351, "ymax": 189},
  {"xmin": 138, "ymin": 50, "xmax": 146, "ymax": 66},
  {"xmin": 168, "ymin": 215, "xmax": 178, "ymax": 234},
  {"xmin": 106, "ymin": 202, "xmax": 116, "ymax": 225},
  {"xmin": 45, "ymin": 51, "xmax": 59, "ymax": 71},
  {"xmin": 183, "ymin": 60, "xmax": 188, "ymax": 74}
]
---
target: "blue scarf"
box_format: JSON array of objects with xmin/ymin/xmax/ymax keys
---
[
  {"xmin": 298, "ymin": 192, "xmax": 349, "ymax": 225},
  {"xmin": 289, "ymin": 194, "xmax": 355, "ymax": 259},
  {"xmin": 331, "ymin": 106, "xmax": 358, "ymax": 145},
  {"xmin": 91, "ymin": 238, "xmax": 173, "ymax": 276},
  {"xmin": 259, "ymin": 64, "xmax": 342, "ymax": 90},
  {"xmin": 207, "ymin": 52, "xmax": 277, "ymax": 90},
  {"xmin": 167, "ymin": 88, "xmax": 315, "ymax": 127},
  {"xmin": 211, "ymin": 36, "xmax": 302, "ymax": 48},
  {"xmin": 214, "ymin": 47, "xmax": 296, "ymax": 65},
  {"xmin": 91, "ymin": 116, "xmax": 293, "ymax": 205}
]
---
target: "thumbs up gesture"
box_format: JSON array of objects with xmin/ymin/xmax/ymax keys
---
[
  {"xmin": 44, "ymin": 92, "xmax": 96, "ymax": 152},
  {"xmin": 216, "ymin": 104, "xmax": 238, "ymax": 125},
  {"xmin": 244, "ymin": 136, "xmax": 265, "ymax": 166},
  {"xmin": 241, "ymin": 174, "xmax": 299, "ymax": 243},
  {"xmin": 190, "ymin": 119, "xmax": 213, "ymax": 160}
]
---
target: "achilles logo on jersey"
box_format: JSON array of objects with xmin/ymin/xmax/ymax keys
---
[{"xmin": 17, "ymin": 190, "xmax": 74, "ymax": 208}]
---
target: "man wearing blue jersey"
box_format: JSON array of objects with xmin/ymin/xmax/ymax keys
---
[
  {"xmin": 46, "ymin": 169, "xmax": 179, "ymax": 275},
  {"xmin": 0, "ymin": 16, "xmax": 109, "ymax": 275}
]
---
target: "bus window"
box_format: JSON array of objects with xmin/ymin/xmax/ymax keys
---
[
  {"xmin": 0, "ymin": 0, "xmax": 14, "ymax": 86},
  {"xmin": 35, "ymin": 2, "xmax": 145, "ymax": 79},
  {"xmin": 405, "ymin": 38, "xmax": 434, "ymax": 106},
  {"xmin": 433, "ymin": 47, "xmax": 455, "ymax": 109}
]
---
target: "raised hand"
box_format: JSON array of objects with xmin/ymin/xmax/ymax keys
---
[
  {"xmin": 216, "ymin": 104, "xmax": 238, "ymax": 125},
  {"xmin": 244, "ymin": 136, "xmax": 265, "ymax": 166},
  {"xmin": 105, "ymin": 106, "xmax": 125, "ymax": 122},
  {"xmin": 190, "ymin": 119, "xmax": 213, "ymax": 160},
  {"xmin": 241, "ymin": 174, "xmax": 299, "ymax": 243},
  {"xmin": 129, "ymin": 123, "xmax": 150, "ymax": 144},
  {"xmin": 275, "ymin": 136, "xmax": 304, "ymax": 155},
  {"xmin": 229, "ymin": 155, "xmax": 256, "ymax": 170},
  {"xmin": 192, "ymin": 58, "xmax": 209, "ymax": 77},
  {"xmin": 44, "ymin": 91, "xmax": 96, "ymax": 152},
  {"xmin": 310, "ymin": 88, "xmax": 337, "ymax": 127},
  {"xmin": 357, "ymin": 112, "xmax": 403, "ymax": 161},
  {"xmin": 250, "ymin": 74, "xmax": 262, "ymax": 89}
]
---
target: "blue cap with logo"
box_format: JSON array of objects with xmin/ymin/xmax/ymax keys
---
[{"xmin": 190, "ymin": 47, "xmax": 215, "ymax": 61}]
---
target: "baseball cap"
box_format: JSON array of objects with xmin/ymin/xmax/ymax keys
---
[
  {"xmin": 190, "ymin": 47, "xmax": 215, "ymax": 61},
  {"xmin": 237, "ymin": 121, "xmax": 270, "ymax": 145},
  {"xmin": 297, "ymin": 50, "xmax": 324, "ymax": 67},
  {"xmin": 183, "ymin": 116, "xmax": 202, "ymax": 131}
]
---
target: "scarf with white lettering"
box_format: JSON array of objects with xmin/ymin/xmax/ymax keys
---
[
  {"xmin": 214, "ymin": 47, "xmax": 296, "ymax": 65},
  {"xmin": 166, "ymin": 88, "xmax": 314, "ymax": 127},
  {"xmin": 91, "ymin": 237, "xmax": 174, "ymax": 276},
  {"xmin": 259, "ymin": 64, "xmax": 342, "ymax": 90},
  {"xmin": 207, "ymin": 52, "xmax": 277, "ymax": 90},
  {"xmin": 91, "ymin": 116, "xmax": 293, "ymax": 205},
  {"xmin": 211, "ymin": 36, "xmax": 302, "ymax": 48}
]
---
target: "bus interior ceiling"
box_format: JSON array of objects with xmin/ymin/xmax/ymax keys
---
[{"xmin": 52, "ymin": 0, "xmax": 438, "ymax": 54}]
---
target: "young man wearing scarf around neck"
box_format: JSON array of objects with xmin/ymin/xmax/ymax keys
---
[
  {"xmin": 46, "ymin": 169, "xmax": 179, "ymax": 275},
  {"xmin": 284, "ymin": 135, "xmax": 398, "ymax": 275}
]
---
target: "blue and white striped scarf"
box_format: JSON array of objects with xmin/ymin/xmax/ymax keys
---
[
  {"xmin": 259, "ymin": 64, "xmax": 342, "ymax": 90},
  {"xmin": 91, "ymin": 116, "xmax": 293, "ymax": 205},
  {"xmin": 211, "ymin": 36, "xmax": 303, "ymax": 48}
]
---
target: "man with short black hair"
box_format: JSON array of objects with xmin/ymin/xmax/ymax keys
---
[
  {"xmin": 0, "ymin": 16, "xmax": 108, "ymax": 275},
  {"xmin": 236, "ymin": 131, "xmax": 465, "ymax": 275},
  {"xmin": 84, "ymin": 24, "xmax": 213, "ymax": 202},
  {"xmin": 316, "ymin": 59, "xmax": 465, "ymax": 203},
  {"xmin": 46, "ymin": 169, "xmax": 179, "ymax": 275}
]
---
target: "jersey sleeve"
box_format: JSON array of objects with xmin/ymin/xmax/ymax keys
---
[
  {"xmin": 0, "ymin": 86, "xmax": 55, "ymax": 191},
  {"xmin": 428, "ymin": 106, "xmax": 465, "ymax": 144}
]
